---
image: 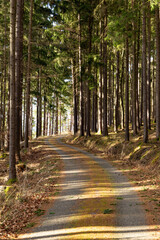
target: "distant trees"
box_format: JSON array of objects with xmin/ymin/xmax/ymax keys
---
[
  {"xmin": 64, "ymin": 0, "xmax": 160, "ymax": 144},
  {"xmin": 1, "ymin": 0, "xmax": 160, "ymax": 181}
]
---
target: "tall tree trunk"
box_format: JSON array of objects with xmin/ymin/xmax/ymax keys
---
[
  {"xmin": 115, "ymin": 51, "xmax": 120, "ymax": 132},
  {"xmin": 55, "ymin": 97, "xmax": 58, "ymax": 135},
  {"xmin": 7, "ymin": 72, "xmax": 10, "ymax": 151},
  {"xmin": 36, "ymin": 71, "xmax": 40, "ymax": 138},
  {"xmin": 49, "ymin": 112, "xmax": 52, "ymax": 135},
  {"xmin": 125, "ymin": 0, "xmax": 129, "ymax": 141},
  {"xmin": 46, "ymin": 110, "xmax": 48, "ymax": 136},
  {"xmin": 147, "ymin": 2, "xmax": 151, "ymax": 130},
  {"xmin": 155, "ymin": 4, "xmax": 160, "ymax": 139},
  {"xmin": 132, "ymin": 0, "xmax": 137, "ymax": 135},
  {"xmin": 103, "ymin": 13, "xmax": 108, "ymax": 136},
  {"xmin": 120, "ymin": 53, "xmax": 125, "ymax": 129},
  {"xmin": 136, "ymin": 9, "xmax": 141, "ymax": 130},
  {"xmin": 142, "ymin": 0, "xmax": 148, "ymax": 143},
  {"xmin": 98, "ymin": 21, "xmax": 103, "ymax": 133},
  {"xmin": 86, "ymin": 15, "xmax": 92, "ymax": 137},
  {"xmin": 36, "ymin": 69, "xmax": 42, "ymax": 138},
  {"xmin": 51, "ymin": 107, "xmax": 54, "ymax": 135},
  {"xmin": 125, "ymin": 36, "xmax": 130, "ymax": 140},
  {"xmin": 15, "ymin": 0, "xmax": 24, "ymax": 161},
  {"xmin": 152, "ymin": 51, "xmax": 156, "ymax": 122},
  {"xmin": 43, "ymin": 97, "xmax": 46, "ymax": 136},
  {"xmin": 72, "ymin": 58, "xmax": 78, "ymax": 135},
  {"xmin": 24, "ymin": 0, "xmax": 33, "ymax": 148},
  {"xmin": 2, "ymin": 1, "xmax": 8, "ymax": 149},
  {"xmin": 9, "ymin": 0, "xmax": 16, "ymax": 180},
  {"xmin": 140, "ymin": 57, "xmax": 143, "ymax": 126},
  {"xmin": 78, "ymin": 13, "xmax": 84, "ymax": 136},
  {"xmin": 108, "ymin": 52, "xmax": 112, "ymax": 126}
]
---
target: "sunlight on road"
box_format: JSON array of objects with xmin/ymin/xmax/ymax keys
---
[
  {"xmin": 20, "ymin": 225, "xmax": 159, "ymax": 239},
  {"xmin": 18, "ymin": 138, "xmax": 160, "ymax": 240}
]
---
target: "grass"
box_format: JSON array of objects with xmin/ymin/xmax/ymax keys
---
[
  {"xmin": 34, "ymin": 209, "xmax": 45, "ymax": 216},
  {"xmin": 116, "ymin": 197, "xmax": 123, "ymax": 200},
  {"xmin": 25, "ymin": 222, "xmax": 36, "ymax": 228},
  {"xmin": 103, "ymin": 209, "xmax": 113, "ymax": 214}
]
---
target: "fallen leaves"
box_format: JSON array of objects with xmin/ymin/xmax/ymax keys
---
[{"xmin": 0, "ymin": 138, "xmax": 62, "ymax": 239}]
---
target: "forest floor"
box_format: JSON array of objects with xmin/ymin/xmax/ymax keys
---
[
  {"xmin": 0, "ymin": 137, "xmax": 63, "ymax": 239},
  {"xmin": 0, "ymin": 128, "xmax": 159, "ymax": 239}
]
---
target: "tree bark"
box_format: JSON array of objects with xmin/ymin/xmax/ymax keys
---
[
  {"xmin": 155, "ymin": 4, "xmax": 160, "ymax": 139},
  {"xmin": 132, "ymin": 0, "xmax": 137, "ymax": 135},
  {"xmin": 115, "ymin": 51, "xmax": 120, "ymax": 132},
  {"xmin": 142, "ymin": 0, "xmax": 148, "ymax": 143},
  {"xmin": 147, "ymin": 2, "xmax": 151, "ymax": 130},
  {"xmin": 55, "ymin": 97, "xmax": 58, "ymax": 135},
  {"xmin": 43, "ymin": 97, "xmax": 46, "ymax": 136},
  {"xmin": 103, "ymin": 14, "xmax": 108, "ymax": 136},
  {"xmin": 125, "ymin": 35, "xmax": 129, "ymax": 141},
  {"xmin": 9, "ymin": 0, "xmax": 16, "ymax": 180},
  {"xmin": 24, "ymin": 0, "xmax": 33, "ymax": 148},
  {"xmin": 86, "ymin": 15, "xmax": 92, "ymax": 137},
  {"xmin": 78, "ymin": 13, "xmax": 84, "ymax": 136},
  {"xmin": 98, "ymin": 21, "xmax": 103, "ymax": 134},
  {"xmin": 72, "ymin": 58, "xmax": 78, "ymax": 135},
  {"xmin": 15, "ymin": 0, "xmax": 24, "ymax": 161}
]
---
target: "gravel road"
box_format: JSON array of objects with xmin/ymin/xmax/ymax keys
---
[{"xmin": 19, "ymin": 137, "xmax": 159, "ymax": 240}]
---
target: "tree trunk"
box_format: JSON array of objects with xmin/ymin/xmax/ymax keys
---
[
  {"xmin": 52, "ymin": 107, "xmax": 54, "ymax": 135},
  {"xmin": 103, "ymin": 14, "xmax": 108, "ymax": 136},
  {"xmin": 125, "ymin": 34, "xmax": 129, "ymax": 141},
  {"xmin": 147, "ymin": 2, "xmax": 151, "ymax": 130},
  {"xmin": 155, "ymin": 4, "xmax": 160, "ymax": 139},
  {"xmin": 15, "ymin": 0, "xmax": 24, "ymax": 161},
  {"xmin": 72, "ymin": 58, "xmax": 78, "ymax": 135},
  {"xmin": 36, "ymin": 69, "xmax": 42, "ymax": 138},
  {"xmin": 78, "ymin": 13, "xmax": 84, "ymax": 136},
  {"xmin": 2, "ymin": 1, "xmax": 8, "ymax": 149},
  {"xmin": 115, "ymin": 51, "xmax": 120, "ymax": 132},
  {"xmin": 86, "ymin": 15, "xmax": 92, "ymax": 137},
  {"xmin": 142, "ymin": 0, "xmax": 148, "ymax": 143},
  {"xmin": 55, "ymin": 97, "xmax": 58, "ymax": 135},
  {"xmin": 136, "ymin": 9, "xmax": 141, "ymax": 130},
  {"xmin": 24, "ymin": 0, "xmax": 33, "ymax": 148},
  {"xmin": 132, "ymin": 0, "xmax": 137, "ymax": 135},
  {"xmin": 43, "ymin": 97, "xmax": 46, "ymax": 136},
  {"xmin": 98, "ymin": 20, "xmax": 103, "ymax": 134},
  {"xmin": 120, "ymin": 53, "xmax": 125, "ymax": 130},
  {"xmin": 9, "ymin": 0, "xmax": 16, "ymax": 180}
]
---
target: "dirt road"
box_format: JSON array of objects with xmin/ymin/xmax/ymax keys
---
[{"xmin": 19, "ymin": 137, "xmax": 159, "ymax": 239}]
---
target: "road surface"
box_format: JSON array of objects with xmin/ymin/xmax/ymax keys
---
[{"xmin": 19, "ymin": 136, "xmax": 159, "ymax": 240}]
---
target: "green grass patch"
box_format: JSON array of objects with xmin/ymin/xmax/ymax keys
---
[
  {"xmin": 49, "ymin": 212, "xmax": 55, "ymax": 215},
  {"xmin": 103, "ymin": 209, "xmax": 113, "ymax": 214},
  {"xmin": 25, "ymin": 222, "xmax": 36, "ymax": 228},
  {"xmin": 34, "ymin": 209, "xmax": 45, "ymax": 216},
  {"xmin": 116, "ymin": 197, "xmax": 123, "ymax": 200}
]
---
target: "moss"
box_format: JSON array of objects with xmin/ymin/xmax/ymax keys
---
[
  {"xmin": 4, "ymin": 186, "xmax": 14, "ymax": 196},
  {"xmin": 6, "ymin": 178, "xmax": 16, "ymax": 185}
]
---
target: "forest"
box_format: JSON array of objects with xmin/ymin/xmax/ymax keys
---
[
  {"xmin": 1, "ymin": 0, "xmax": 159, "ymax": 180},
  {"xmin": 0, "ymin": 0, "xmax": 160, "ymax": 238},
  {"xmin": 0, "ymin": 0, "xmax": 159, "ymax": 175}
]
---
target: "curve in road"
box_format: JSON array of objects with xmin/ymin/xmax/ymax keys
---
[{"xmin": 19, "ymin": 137, "xmax": 159, "ymax": 240}]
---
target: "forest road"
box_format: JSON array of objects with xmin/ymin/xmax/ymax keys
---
[{"xmin": 19, "ymin": 136, "xmax": 159, "ymax": 240}]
